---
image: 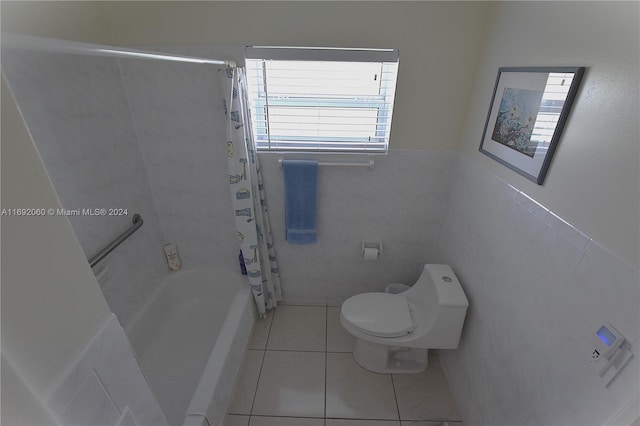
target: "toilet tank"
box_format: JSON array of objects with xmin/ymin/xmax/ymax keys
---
[
  {"xmin": 425, "ymin": 264, "xmax": 469, "ymax": 308},
  {"xmin": 421, "ymin": 264, "xmax": 469, "ymax": 349}
]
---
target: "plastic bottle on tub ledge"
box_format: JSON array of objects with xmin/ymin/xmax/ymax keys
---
[
  {"xmin": 163, "ymin": 244, "xmax": 181, "ymax": 271},
  {"xmin": 238, "ymin": 250, "xmax": 248, "ymax": 275}
]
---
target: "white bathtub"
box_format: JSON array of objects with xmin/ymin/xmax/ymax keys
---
[{"xmin": 126, "ymin": 267, "xmax": 254, "ymax": 426}]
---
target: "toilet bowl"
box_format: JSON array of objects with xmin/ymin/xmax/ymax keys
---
[{"xmin": 340, "ymin": 264, "xmax": 469, "ymax": 374}]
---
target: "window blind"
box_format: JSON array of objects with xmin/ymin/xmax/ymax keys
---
[{"xmin": 245, "ymin": 46, "xmax": 399, "ymax": 153}]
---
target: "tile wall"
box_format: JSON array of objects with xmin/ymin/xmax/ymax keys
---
[
  {"xmin": 2, "ymin": 51, "xmax": 168, "ymax": 326},
  {"xmin": 47, "ymin": 314, "xmax": 167, "ymax": 426},
  {"xmin": 434, "ymin": 153, "xmax": 639, "ymax": 425},
  {"xmin": 259, "ymin": 149, "xmax": 455, "ymax": 305},
  {"xmin": 117, "ymin": 47, "xmax": 239, "ymax": 270}
]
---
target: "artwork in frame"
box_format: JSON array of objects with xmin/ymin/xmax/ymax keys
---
[{"xmin": 479, "ymin": 67, "xmax": 585, "ymax": 185}]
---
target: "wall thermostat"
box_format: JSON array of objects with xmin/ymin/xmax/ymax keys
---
[
  {"xmin": 589, "ymin": 322, "xmax": 633, "ymax": 387},
  {"xmin": 594, "ymin": 323, "xmax": 624, "ymax": 360}
]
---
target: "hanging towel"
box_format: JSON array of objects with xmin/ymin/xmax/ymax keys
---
[{"xmin": 283, "ymin": 160, "xmax": 318, "ymax": 244}]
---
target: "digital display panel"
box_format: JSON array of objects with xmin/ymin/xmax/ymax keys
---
[{"xmin": 597, "ymin": 325, "xmax": 617, "ymax": 347}]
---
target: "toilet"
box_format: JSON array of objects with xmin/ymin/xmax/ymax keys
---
[{"xmin": 340, "ymin": 264, "xmax": 469, "ymax": 374}]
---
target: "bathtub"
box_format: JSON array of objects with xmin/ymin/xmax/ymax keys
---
[{"xmin": 126, "ymin": 267, "xmax": 254, "ymax": 426}]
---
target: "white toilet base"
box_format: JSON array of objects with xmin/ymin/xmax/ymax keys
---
[{"xmin": 352, "ymin": 338, "xmax": 428, "ymax": 374}]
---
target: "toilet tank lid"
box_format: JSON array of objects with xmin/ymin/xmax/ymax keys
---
[{"xmin": 425, "ymin": 264, "xmax": 469, "ymax": 307}]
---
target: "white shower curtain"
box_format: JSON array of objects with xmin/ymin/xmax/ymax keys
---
[{"xmin": 220, "ymin": 66, "xmax": 282, "ymax": 316}]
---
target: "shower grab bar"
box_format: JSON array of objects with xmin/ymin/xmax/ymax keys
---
[
  {"xmin": 88, "ymin": 214, "xmax": 143, "ymax": 268},
  {"xmin": 278, "ymin": 158, "xmax": 374, "ymax": 169}
]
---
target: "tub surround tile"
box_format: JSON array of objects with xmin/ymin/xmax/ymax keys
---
[
  {"xmin": 1, "ymin": 50, "xmax": 169, "ymax": 329},
  {"xmin": 116, "ymin": 408, "xmax": 138, "ymax": 426},
  {"xmin": 48, "ymin": 314, "xmax": 122, "ymax": 415},
  {"xmin": 48, "ymin": 314, "xmax": 167, "ymax": 426},
  {"xmin": 60, "ymin": 370, "xmax": 121, "ymax": 426},
  {"xmin": 228, "ymin": 350, "xmax": 265, "ymax": 415},
  {"xmin": 267, "ymin": 305, "xmax": 326, "ymax": 352},
  {"xmin": 327, "ymin": 306, "xmax": 355, "ymax": 353},
  {"xmin": 252, "ymin": 351, "xmax": 325, "ymax": 418},
  {"xmin": 325, "ymin": 353, "xmax": 399, "ymax": 420},
  {"xmin": 94, "ymin": 327, "xmax": 149, "ymax": 414},
  {"xmin": 130, "ymin": 389, "xmax": 168, "ymax": 426},
  {"xmin": 392, "ymin": 357, "xmax": 460, "ymax": 421},
  {"xmin": 119, "ymin": 49, "xmax": 239, "ymax": 271}
]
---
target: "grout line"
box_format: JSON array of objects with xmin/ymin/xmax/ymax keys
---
[
  {"xmin": 247, "ymin": 350, "xmax": 265, "ymax": 417},
  {"xmin": 246, "ymin": 413, "xmax": 415, "ymax": 421},
  {"xmin": 324, "ymin": 304, "xmax": 328, "ymax": 424},
  {"xmin": 390, "ymin": 374, "xmax": 402, "ymax": 423},
  {"xmin": 248, "ymin": 311, "xmax": 275, "ymax": 416},
  {"xmin": 248, "ymin": 414, "xmax": 326, "ymax": 419},
  {"xmin": 278, "ymin": 302, "xmax": 329, "ymax": 308},
  {"xmin": 263, "ymin": 348, "xmax": 326, "ymax": 354}
]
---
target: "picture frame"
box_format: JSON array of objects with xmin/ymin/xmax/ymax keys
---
[{"xmin": 479, "ymin": 67, "xmax": 585, "ymax": 185}]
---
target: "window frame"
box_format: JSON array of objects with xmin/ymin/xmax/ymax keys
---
[{"xmin": 245, "ymin": 46, "xmax": 399, "ymax": 154}]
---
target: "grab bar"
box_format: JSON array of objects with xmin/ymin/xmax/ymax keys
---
[{"xmin": 89, "ymin": 214, "xmax": 143, "ymax": 268}]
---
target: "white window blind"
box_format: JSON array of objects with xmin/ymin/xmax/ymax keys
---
[{"xmin": 245, "ymin": 46, "xmax": 399, "ymax": 153}]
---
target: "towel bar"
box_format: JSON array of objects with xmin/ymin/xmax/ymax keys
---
[{"xmin": 278, "ymin": 158, "xmax": 374, "ymax": 169}]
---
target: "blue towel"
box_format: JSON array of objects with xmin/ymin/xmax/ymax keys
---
[{"xmin": 283, "ymin": 160, "xmax": 318, "ymax": 244}]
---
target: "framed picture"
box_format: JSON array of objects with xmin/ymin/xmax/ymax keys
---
[{"xmin": 479, "ymin": 67, "xmax": 585, "ymax": 185}]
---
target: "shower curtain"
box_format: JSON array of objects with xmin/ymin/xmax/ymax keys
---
[{"xmin": 220, "ymin": 66, "xmax": 282, "ymax": 317}]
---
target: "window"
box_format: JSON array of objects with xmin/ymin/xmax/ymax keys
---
[{"xmin": 245, "ymin": 47, "xmax": 399, "ymax": 153}]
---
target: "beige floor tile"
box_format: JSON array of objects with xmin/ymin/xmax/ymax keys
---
[
  {"xmin": 393, "ymin": 357, "xmax": 461, "ymax": 421},
  {"xmin": 229, "ymin": 350, "xmax": 265, "ymax": 414},
  {"xmin": 224, "ymin": 414, "xmax": 250, "ymax": 426},
  {"xmin": 326, "ymin": 419, "xmax": 401, "ymax": 426},
  {"xmin": 326, "ymin": 353, "xmax": 399, "ymax": 420},
  {"xmin": 249, "ymin": 416, "xmax": 324, "ymax": 425},
  {"xmin": 252, "ymin": 351, "xmax": 325, "ymax": 417},
  {"xmin": 248, "ymin": 310, "xmax": 274, "ymax": 350},
  {"xmin": 327, "ymin": 306, "xmax": 355, "ymax": 352},
  {"xmin": 267, "ymin": 305, "xmax": 326, "ymax": 351}
]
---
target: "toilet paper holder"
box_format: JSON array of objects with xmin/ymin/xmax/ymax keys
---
[{"xmin": 362, "ymin": 241, "xmax": 383, "ymax": 259}]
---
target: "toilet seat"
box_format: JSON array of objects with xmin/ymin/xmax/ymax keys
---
[{"xmin": 341, "ymin": 293, "xmax": 414, "ymax": 338}]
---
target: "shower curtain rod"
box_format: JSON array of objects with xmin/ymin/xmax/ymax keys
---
[{"xmin": 1, "ymin": 33, "xmax": 234, "ymax": 66}]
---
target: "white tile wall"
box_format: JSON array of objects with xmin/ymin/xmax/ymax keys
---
[
  {"xmin": 259, "ymin": 149, "xmax": 456, "ymax": 305},
  {"xmin": 118, "ymin": 47, "xmax": 240, "ymax": 271},
  {"xmin": 48, "ymin": 315, "xmax": 168, "ymax": 426},
  {"xmin": 2, "ymin": 50, "xmax": 169, "ymax": 327},
  {"xmin": 435, "ymin": 153, "xmax": 639, "ymax": 425},
  {"xmin": 2, "ymin": 45, "xmax": 455, "ymax": 313}
]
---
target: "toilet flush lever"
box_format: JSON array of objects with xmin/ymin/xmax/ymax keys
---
[{"xmin": 442, "ymin": 276, "xmax": 452, "ymax": 283}]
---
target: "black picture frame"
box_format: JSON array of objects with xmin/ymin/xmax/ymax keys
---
[{"xmin": 479, "ymin": 67, "xmax": 585, "ymax": 185}]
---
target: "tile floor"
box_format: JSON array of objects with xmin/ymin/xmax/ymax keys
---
[{"xmin": 224, "ymin": 305, "xmax": 462, "ymax": 426}]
